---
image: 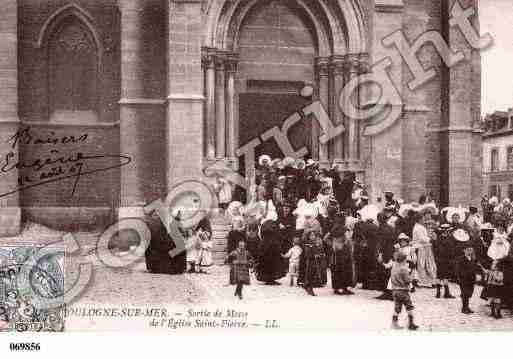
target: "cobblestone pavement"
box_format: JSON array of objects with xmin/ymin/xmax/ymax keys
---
[
  {"xmin": 6, "ymin": 225, "xmax": 513, "ymax": 332},
  {"xmin": 68, "ymin": 262, "xmax": 513, "ymax": 332}
]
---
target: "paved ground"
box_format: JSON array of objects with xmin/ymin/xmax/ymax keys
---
[
  {"xmin": 66, "ymin": 261, "xmax": 513, "ymax": 332},
  {"xmin": 5, "ymin": 225, "xmax": 513, "ymax": 332}
]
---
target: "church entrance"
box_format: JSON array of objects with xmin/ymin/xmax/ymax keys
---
[
  {"xmin": 239, "ymin": 82, "xmax": 312, "ymax": 163},
  {"xmin": 235, "ymin": 0, "xmax": 317, "ymax": 171}
]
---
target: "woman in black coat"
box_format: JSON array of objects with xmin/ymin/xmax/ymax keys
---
[
  {"xmin": 256, "ymin": 220, "xmax": 285, "ymax": 285},
  {"xmin": 144, "ymin": 214, "xmax": 186, "ymax": 275},
  {"xmin": 330, "ymin": 225, "xmax": 355, "ymax": 295},
  {"xmin": 433, "ymin": 224, "xmax": 456, "ymax": 298}
]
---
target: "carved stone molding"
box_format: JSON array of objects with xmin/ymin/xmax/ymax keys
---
[
  {"xmin": 315, "ymin": 57, "xmax": 330, "ymax": 77},
  {"xmin": 330, "ymin": 55, "xmax": 346, "ymax": 75},
  {"xmin": 225, "ymin": 52, "xmax": 239, "ymax": 74},
  {"xmin": 201, "ymin": 47, "xmax": 217, "ymax": 69}
]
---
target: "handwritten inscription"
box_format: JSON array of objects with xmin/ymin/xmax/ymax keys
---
[{"xmin": 0, "ymin": 126, "xmax": 132, "ymax": 198}]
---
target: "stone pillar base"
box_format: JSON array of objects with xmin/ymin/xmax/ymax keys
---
[
  {"xmin": 118, "ymin": 206, "xmax": 146, "ymax": 219},
  {"xmin": 318, "ymin": 160, "xmax": 331, "ymax": 170},
  {"xmin": 0, "ymin": 207, "xmax": 21, "ymax": 237}
]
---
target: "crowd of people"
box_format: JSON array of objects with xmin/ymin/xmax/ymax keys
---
[
  {"xmin": 221, "ymin": 155, "xmax": 513, "ymax": 328},
  {"xmin": 145, "ymin": 154, "xmax": 513, "ymax": 330}
]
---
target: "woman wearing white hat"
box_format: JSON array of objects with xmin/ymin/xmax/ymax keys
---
[{"xmin": 486, "ymin": 224, "xmax": 510, "ymax": 319}]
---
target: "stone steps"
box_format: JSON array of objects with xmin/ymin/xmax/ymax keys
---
[{"xmin": 210, "ymin": 215, "xmax": 232, "ymax": 264}]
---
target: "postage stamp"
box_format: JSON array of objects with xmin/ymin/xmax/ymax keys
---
[{"xmin": 0, "ymin": 245, "xmax": 65, "ymax": 332}]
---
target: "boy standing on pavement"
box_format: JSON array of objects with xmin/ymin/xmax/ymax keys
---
[{"xmin": 391, "ymin": 252, "xmax": 419, "ymax": 330}]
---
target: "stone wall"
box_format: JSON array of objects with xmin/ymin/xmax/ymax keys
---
[{"xmin": 0, "ymin": 0, "xmax": 483, "ymax": 233}]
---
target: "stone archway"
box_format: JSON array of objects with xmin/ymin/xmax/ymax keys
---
[
  {"xmin": 237, "ymin": 1, "xmax": 318, "ymax": 165},
  {"xmin": 202, "ymin": 0, "xmax": 370, "ymax": 177}
]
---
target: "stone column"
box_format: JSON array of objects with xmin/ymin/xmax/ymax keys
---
[
  {"xmin": 167, "ymin": 0, "xmax": 205, "ymax": 185},
  {"xmin": 202, "ymin": 47, "xmax": 217, "ymax": 160},
  {"xmin": 0, "ymin": 0, "xmax": 20, "ymax": 235},
  {"xmin": 119, "ymin": 0, "xmax": 167, "ymax": 219},
  {"xmin": 215, "ymin": 51, "xmax": 226, "ymax": 159},
  {"xmin": 330, "ymin": 55, "xmax": 346, "ymax": 165},
  {"xmin": 356, "ymin": 53, "xmax": 371, "ymax": 182},
  {"xmin": 344, "ymin": 54, "xmax": 361, "ymax": 164},
  {"xmin": 315, "ymin": 57, "xmax": 330, "ymax": 167},
  {"xmin": 443, "ymin": 0, "xmax": 476, "ymax": 206},
  {"xmin": 225, "ymin": 53, "xmax": 239, "ymax": 168}
]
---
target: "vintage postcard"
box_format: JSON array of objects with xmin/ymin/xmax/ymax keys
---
[{"xmin": 0, "ymin": 0, "xmax": 512, "ymax": 346}]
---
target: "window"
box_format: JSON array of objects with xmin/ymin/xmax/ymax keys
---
[
  {"xmin": 48, "ymin": 17, "xmax": 98, "ymax": 119},
  {"xmin": 491, "ymin": 148, "xmax": 499, "ymax": 172},
  {"xmin": 508, "ymin": 147, "xmax": 513, "ymax": 170},
  {"xmin": 509, "ymin": 184, "xmax": 513, "ymax": 201}
]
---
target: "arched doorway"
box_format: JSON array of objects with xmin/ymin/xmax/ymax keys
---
[
  {"xmin": 203, "ymin": 0, "xmax": 370, "ymax": 180},
  {"xmin": 237, "ymin": 0, "xmax": 317, "ymax": 163}
]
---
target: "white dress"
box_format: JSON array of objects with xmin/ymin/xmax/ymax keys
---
[
  {"xmin": 197, "ymin": 232, "xmax": 213, "ymax": 267},
  {"xmin": 412, "ymin": 223, "xmax": 437, "ymax": 287}
]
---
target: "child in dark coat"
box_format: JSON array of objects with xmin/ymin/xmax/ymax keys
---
[
  {"xmin": 455, "ymin": 246, "xmax": 482, "ymax": 314},
  {"xmin": 225, "ymin": 240, "xmax": 253, "ymax": 300}
]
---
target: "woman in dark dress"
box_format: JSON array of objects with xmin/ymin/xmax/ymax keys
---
[
  {"xmin": 302, "ymin": 228, "xmax": 328, "ymax": 296},
  {"xmin": 256, "ymin": 220, "xmax": 285, "ymax": 285},
  {"xmin": 330, "ymin": 225, "xmax": 355, "ymax": 295},
  {"xmin": 335, "ymin": 171, "xmax": 355, "ymax": 216},
  {"xmin": 144, "ymin": 214, "xmax": 186, "ymax": 275},
  {"xmin": 433, "ymin": 223, "xmax": 456, "ymax": 298},
  {"xmin": 245, "ymin": 222, "xmax": 260, "ymax": 260},
  {"xmin": 277, "ymin": 202, "xmax": 296, "ymax": 252},
  {"xmin": 277, "ymin": 202, "xmax": 296, "ymax": 276}
]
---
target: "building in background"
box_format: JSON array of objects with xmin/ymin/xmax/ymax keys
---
[
  {"xmin": 0, "ymin": 0, "xmax": 482, "ymax": 235},
  {"xmin": 482, "ymin": 109, "xmax": 513, "ymax": 200}
]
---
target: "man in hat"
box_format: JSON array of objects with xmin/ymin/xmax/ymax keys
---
[
  {"xmin": 384, "ymin": 191, "xmax": 400, "ymax": 214},
  {"xmin": 256, "ymin": 154, "xmax": 272, "ymax": 183},
  {"xmin": 375, "ymin": 212, "xmax": 397, "ymax": 300},
  {"xmin": 354, "ymin": 205, "xmax": 380, "ymax": 290}
]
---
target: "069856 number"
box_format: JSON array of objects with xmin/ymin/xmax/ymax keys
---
[{"xmin": 9, "ymin": 343, "xmax": 41, "ymax": 351}]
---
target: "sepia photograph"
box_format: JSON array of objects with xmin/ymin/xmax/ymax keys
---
[{"xmin": 0, "ymin": 0, "xmax": 513, "ymax": 348}]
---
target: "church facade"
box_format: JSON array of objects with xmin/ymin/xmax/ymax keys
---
[{"xmin": 0, "ymin": 0, "xmax": 482, "ymax": 235}]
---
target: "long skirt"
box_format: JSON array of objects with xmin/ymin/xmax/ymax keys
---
[
  {"xmin": 416, "ymin": 245, "xmax": 437, "ymax": 287},
  {"xmin": 304, "ymin": 256, "xmax": 327, "ymax": 288}
]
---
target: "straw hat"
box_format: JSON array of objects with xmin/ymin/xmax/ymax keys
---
[
  {"xmin": 398, "ymin": 203, "xmax": 415, "ymax": 218},
  {"xmin": 306, "ymin": 159, "xmax": 316, "ymax": 167},
  {"xmin": 445, "ymin": 206, "xmax": 468, "ymax": 223},
  {"xmin": 358, "ymin": 204, "xmax": 379, "ymax": 223},
  {"xmin": 419, "ymin": 203, "xmax": 438, "ymax": 216},
  {"xmin": 258, "ymin": 154, "xmax": 272, "ymax": 166},
  {"xmin": 453, "ymin": 228, "xmax": 470, "ymax": 242},
  {"xmin": 271, "ymin": 158, "xmax": 282, "ymax": 168}
]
